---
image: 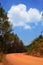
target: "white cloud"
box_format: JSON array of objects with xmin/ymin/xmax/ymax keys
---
[
  {"xmin": 24, "ymin": 25, "xmax": 31, "ymax": 29},
  {"xmin": 8, "ymin": 4, "xmax": 42, "ymax": 29},
  {"xmin": 28, "ymin": 8, "xmax": 41, "ymax": 22}
]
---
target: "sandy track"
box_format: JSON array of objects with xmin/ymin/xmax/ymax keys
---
[{"xmin": 0, "ymin": 53, "xmax": 43, "ymax": 65}]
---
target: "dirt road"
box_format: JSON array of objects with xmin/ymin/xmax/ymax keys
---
[{"xmin": 0, "ymin": 53, "xmax": 43, "ymax": 65}]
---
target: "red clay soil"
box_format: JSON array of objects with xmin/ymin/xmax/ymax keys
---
[{"xmin": 0, "ymin": 53, "xmax": 43, "ymax": 65}]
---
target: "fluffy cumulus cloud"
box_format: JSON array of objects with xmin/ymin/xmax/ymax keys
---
[{"xmin": 8, "ymin": 4, "xmax": 43, "ymax": 29}]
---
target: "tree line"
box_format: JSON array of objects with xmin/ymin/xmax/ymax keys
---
[
  {"xmin": 0, "ymin": 4, "xmax": 26, "ymax": 54},
  {"xmin": 27, "ymin": 35, "xmax": 43, "ymax": 57}
]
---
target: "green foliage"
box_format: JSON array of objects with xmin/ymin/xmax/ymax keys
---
[
  {"xmin": 0, "ymin": 4, "xmax": 11, "ymax": 53},
  {"xmin": 27, "ymin": 35, "xmax": 43, "ymax": 57},
  {"xmin": 0, "ymin": 4, "xmax": 27, "ymax": 54},
  {"xmin": 5, "ymin": 33, "xmax": 26, "ymax": 53}
]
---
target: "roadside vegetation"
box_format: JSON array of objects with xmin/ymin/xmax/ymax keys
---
[
  {"xmin": 0, "ymin": 4, "xmax": 26, "ymax": 62},
  {"xmin": 27, "ymin": 35, "xmax": 43, "ymax": 57}
]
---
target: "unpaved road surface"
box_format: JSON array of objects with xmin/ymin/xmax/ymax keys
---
[{"xmin": 0, "ymin": 53, "xmax": 43, "ymax": 65}]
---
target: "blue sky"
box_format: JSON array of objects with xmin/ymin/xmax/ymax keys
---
[{"xmin": 0, "ymin": 0, "xmax": 43, "ymax": 45}]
